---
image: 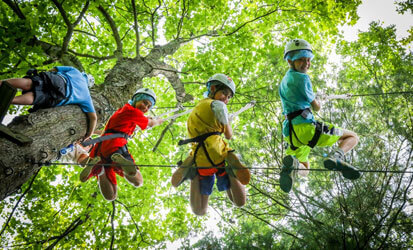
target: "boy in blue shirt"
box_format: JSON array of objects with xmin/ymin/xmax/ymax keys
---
[
  {"xmin": 1, "ymin": 66, "xmax": 97, "ymax": 140},
  {"xmin": 278, "ymin": 39, "xmax": 360, "ymax": 193}
]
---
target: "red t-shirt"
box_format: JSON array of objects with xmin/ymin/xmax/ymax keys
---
[{"xmin": 90, "ymin": 103, "xmax": 149, "ymax": 158}]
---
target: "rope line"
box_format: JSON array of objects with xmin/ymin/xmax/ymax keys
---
[
  {"xmin": 38, "ymin": 162, "xmax": 413, "ymax": 174},
  {"xmin": 151, "ymin": 91, "xmax": 413, "ymax": 110}
]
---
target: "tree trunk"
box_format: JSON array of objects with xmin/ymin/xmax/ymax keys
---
[{"xmin": 0, "ymin": 57, "xmax": 190, "ymax": 201}]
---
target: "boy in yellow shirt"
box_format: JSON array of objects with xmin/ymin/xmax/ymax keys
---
[{"xmin": 171, "ymin": 74, "xmax": 250, "ymax": 216}]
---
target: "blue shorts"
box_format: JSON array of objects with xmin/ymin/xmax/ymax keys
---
[{"xmin": 199, "ymin": 171, "xmax": 230, "ymax": 196}]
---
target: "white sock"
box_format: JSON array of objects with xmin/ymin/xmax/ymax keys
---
[{"xmin": 297, "ymin": 163, "xmax": 309, "ymax": 177}]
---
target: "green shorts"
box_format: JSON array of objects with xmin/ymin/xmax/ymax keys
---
[{"xmin": 284, "ymin": 121, "xmax": 342, "ymax": 163}]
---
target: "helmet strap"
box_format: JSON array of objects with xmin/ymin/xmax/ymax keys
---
[
  {"xmin": 209, "ymin": 84, "xmax": 229, "ymax": 99},
  {"xmin": 287, "ymin": 59, "xmax": 296, "ymax": 71}
]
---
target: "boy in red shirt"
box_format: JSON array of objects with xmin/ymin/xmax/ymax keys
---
[{"xmin": 80, "ymin": 88, "xmax": 164, "ymax": 201}]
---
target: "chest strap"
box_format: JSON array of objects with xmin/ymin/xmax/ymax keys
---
[
  {"xmin": 178, "ymin": 132, "xmax": 223, "ymax": 167},
  {"xmin": 81, "ymin": 129, "xmax": 129, "ymax": 147}
]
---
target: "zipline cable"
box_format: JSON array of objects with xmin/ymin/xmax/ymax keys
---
[
  {"xmin": 150, "ymin": 90, "xmax": 413, "ymax": 110},
  {"xmin": 38, "ymin": 162, "xmax": 413, "ymax": 174}
]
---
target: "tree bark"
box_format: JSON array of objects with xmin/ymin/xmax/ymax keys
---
[{"xmin": 0, "ymin": 56, "xmax": 191, "ymax": 201}]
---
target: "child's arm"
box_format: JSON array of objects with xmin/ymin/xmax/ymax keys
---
[
  {"xmin": 311, "ymin": 99, "xmax": 321, "ymax": 112},
  {"xmin": 147, "ymin": 118, "xmax": 164, "ymax": 128},
  {"xmin": 211, "ymin": 100, "xmax": 232, "ymax": 139},
  {"xmin": 223, "ymin": 123, "xmax": 232, "ymax": 140},
  {"xmin": 84, "ymin": 112, "xmax": 97, "ymax": 140}
]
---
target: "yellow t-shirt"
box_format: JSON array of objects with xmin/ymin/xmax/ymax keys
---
[{"xmin": 187, "ymin": 98, "xmax": 231, "ymax": 168}]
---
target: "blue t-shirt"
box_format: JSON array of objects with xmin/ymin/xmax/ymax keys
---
[
  {"xmin": 279, "ymin": 68, "xmax": 315, "ymax": 137},
  {"xmin": 55, "ymin": 66, "xmax": 95, "ymax": 113}
]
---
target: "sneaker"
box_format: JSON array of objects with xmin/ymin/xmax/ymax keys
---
[
  {"xmin": 111, "ymin": 153, "xmax": 137, "ymax": 176},
  {"xmin": 279, "ymin": 155, "xmax": 298, "ymax": 193},
  {"xmin": 80, "ymin": 156, "xmax": 101, "ymax": 182},
  {"xmin": 324, "ymin": 152, "xmax": 360, "ymax": 180},
  {"xmin": 171, "ymin": 155, "xmax": 196, "ymax": 188},
  {"xmin": 226, "ymin": 152, "xmax": 250, "ymax": 185}
]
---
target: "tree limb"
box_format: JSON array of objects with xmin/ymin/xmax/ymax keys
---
[
  {"xmin": 131, "ymin": 0, "xmax": 140, "ymax": 57},
  {"xmin": 97, "ymin": 5, "xmax": 123, "ymax": 59},
  {"xmin": 110, "ymin": 201, "xmax": 116, "ymax": 250},
  {"xmin": 152, "ymin": 120, "xmax": 175, "ymax": 152},
  {"xmin": 3, "ymin": 0, "xmax": 26, "ymax": 19},
  {"xmin": 115, "ymin": 200, "xmax": 151, "ymax": 246}
]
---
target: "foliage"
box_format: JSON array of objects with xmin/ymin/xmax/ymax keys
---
[
  {"xmin": 188, "ymin": 20, "xmax": 413, "ymax": 249},
  {"xmin": 1, "ymin": 0, "xmax": 412, "ymax": 249}
]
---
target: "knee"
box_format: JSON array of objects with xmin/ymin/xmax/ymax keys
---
[
  {"xmin": 131, "ymin": 179, "xmax": 143, "ymax": 188},
  {"xmin": 192, "ymin": 207, "xmax": 208, "ymax": 216},
  {"xmin": 233, "ymin": 199, "xmax": 246, "ymax": 207},
  {"xmin": 353, "ymin": 133, "xmax": 359, "ymax": 143},
  {"xmin": 102, "ymin": 192, "xmax": 117, "ymax": 201}
]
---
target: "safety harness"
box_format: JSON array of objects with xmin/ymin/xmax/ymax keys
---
[
  {"xmin": 83, "ymin": 129, "xmax": 131, "ymax": 163},
  {"xmin": 286, "ymin": 108, "xmax": 334, "ymax": 150},
  {"xmin": 178, "ymin": 132, "xmax": 224, "ymax": 167},
  {"xmin": 81, "ymin": 129, "xmax": 130, "ymax": 147}
]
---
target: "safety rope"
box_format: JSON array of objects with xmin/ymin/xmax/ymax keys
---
[
  {"xmin": 39, "ymin": 161, "xmax": 413, "ymax": 174},
  {"xmin": 153, "ymin": 106, "xmax": 184, "ymax": 119},
  {"xmin": 150, "ymin": 90, "xmax": 413, "ymax": 110},
  {"xmin": 151, "ymin": 100, "xmax": 256, "ymax": 121}
]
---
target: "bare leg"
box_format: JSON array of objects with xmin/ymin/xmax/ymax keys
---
[
  {"xmin": 111, "ymin": 153, "xmax": 137, "ymax": 176},
  {"xmin": 79, "ymin": 156, "xmax": 101, "ymax": 182},
  {"xmin": 124, "ymin": 170, "xmax": 143, "ymax": 187},
  {"xmin": 226, "ymin": 151, "xmax": 250, "ymax": 185},
  {"xmin": 1, "ymin": 78, "xmax": 33, "ymax": 90},
  {"xmin": 12, "ymin": 92, "xmax": 34, "ymax": 105},
  {"xmin": 98, "ymin": 172, "xmax": 117, "ymax": 201},
  {"xmin": 171, "ymin": 154, "xmax": 194, "ymax": 187},
  {"xmin": 324, "ymin": 129, "xmax": 360, "ymax": 180},
  {"xmin": 297, "ymin": 161, "xmax": 310, "ymax": 177},
  {"xmin": 226, "ymin": 176, "xmax": 246, "ymax": 207},
  {"xmin": 190, "ymin": 175, "xmax": 209, "ymax": 216},
  {"xmin": 77, "ymin": 154, "xmax": 89, "ymax": 165},
  {"xmin": 337, "ymin": 129, "xmax": 359, "ymax": 153}
]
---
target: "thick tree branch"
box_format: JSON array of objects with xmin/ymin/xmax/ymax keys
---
[
  {"xmin": 152, "ymin": 120, "xmax": 175, "ymax": 152},
  {"xmin": 3, "ymin": 0, "xmax": 26, "ymax": 19},
  {"xmin": 97, "ymin": 5, "xmax": 123, "ymax": 59},
  {"xmin": 131, "ymin": 0, "xmax": 140, "ymax": 57},
  {"xmin": 149, "ymin": 61, "xmax": 193, "ymax": 103},
  {"xmin": 62, "ymin": 0, "xmax": 90, "ymax": 54},
  {"xmin": 74, "ymin": 29, "xmax": 97, "ymax": 38},
  {"xmin": 175, "ymin": 0, "xmax": 189, "ymax": 39},
  {"xmin": 142, "ymin": 0, "xmax": 161, "ymax": 47},
  {"xmin": 51, "ymin": 0, "xmax": 72, "ymax": 27},
  {"xmin": 68, "ymin": 48, "xmax": 116, "ymax": 61}
]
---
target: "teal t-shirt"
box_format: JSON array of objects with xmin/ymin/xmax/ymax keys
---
[
  {"xmin": 279, "ymin": 68, "xmax": 315, "ymax": 137},
  {"xmin": 55, "ymin": 66, "xmax": 95, "ymax": 113}
]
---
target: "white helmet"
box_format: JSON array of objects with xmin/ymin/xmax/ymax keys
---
[
  {"xmin": 284, "ymin": 39, "xmax": 312, "ymax": 59},
  {"xmin": 207, "ymin": 73, "xmax": 236, "ymax": 95},
  {"xmin": 86, "ymin": 74, "xmax": 95, "ymax": 88},
  {"xmin": 132, "ymin": 88, "xmax": 157, "ymax": 105}
]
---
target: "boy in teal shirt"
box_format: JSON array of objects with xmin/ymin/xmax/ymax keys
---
[{"xmin": 279, "ymin": 39, "xmax": 361, "ymax": 193}]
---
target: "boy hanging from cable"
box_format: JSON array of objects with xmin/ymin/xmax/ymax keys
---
[
  {"xmin": 171, "ymin": 73, "xmax": 250, "ymax": 216},
  {"xmin": 278, "ymin": 39, "xmax": 361, "ymax": 193},
  {"xmin": 79, "ymin": 88, "xmax": 164, "ymax": 201}
]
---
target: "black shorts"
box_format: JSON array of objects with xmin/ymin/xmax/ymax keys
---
[{"xmin": 24, "ymin": 72, "xmax": 67, "ymax": 112}]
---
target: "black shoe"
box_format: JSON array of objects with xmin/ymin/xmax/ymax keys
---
[
  {"xmin": 279, "ymin": 155, "xmax": 298, "ymax": 193},
  {"xmin": 324, "ymin": 157, "xmax": 360, "ymax": 180}
]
